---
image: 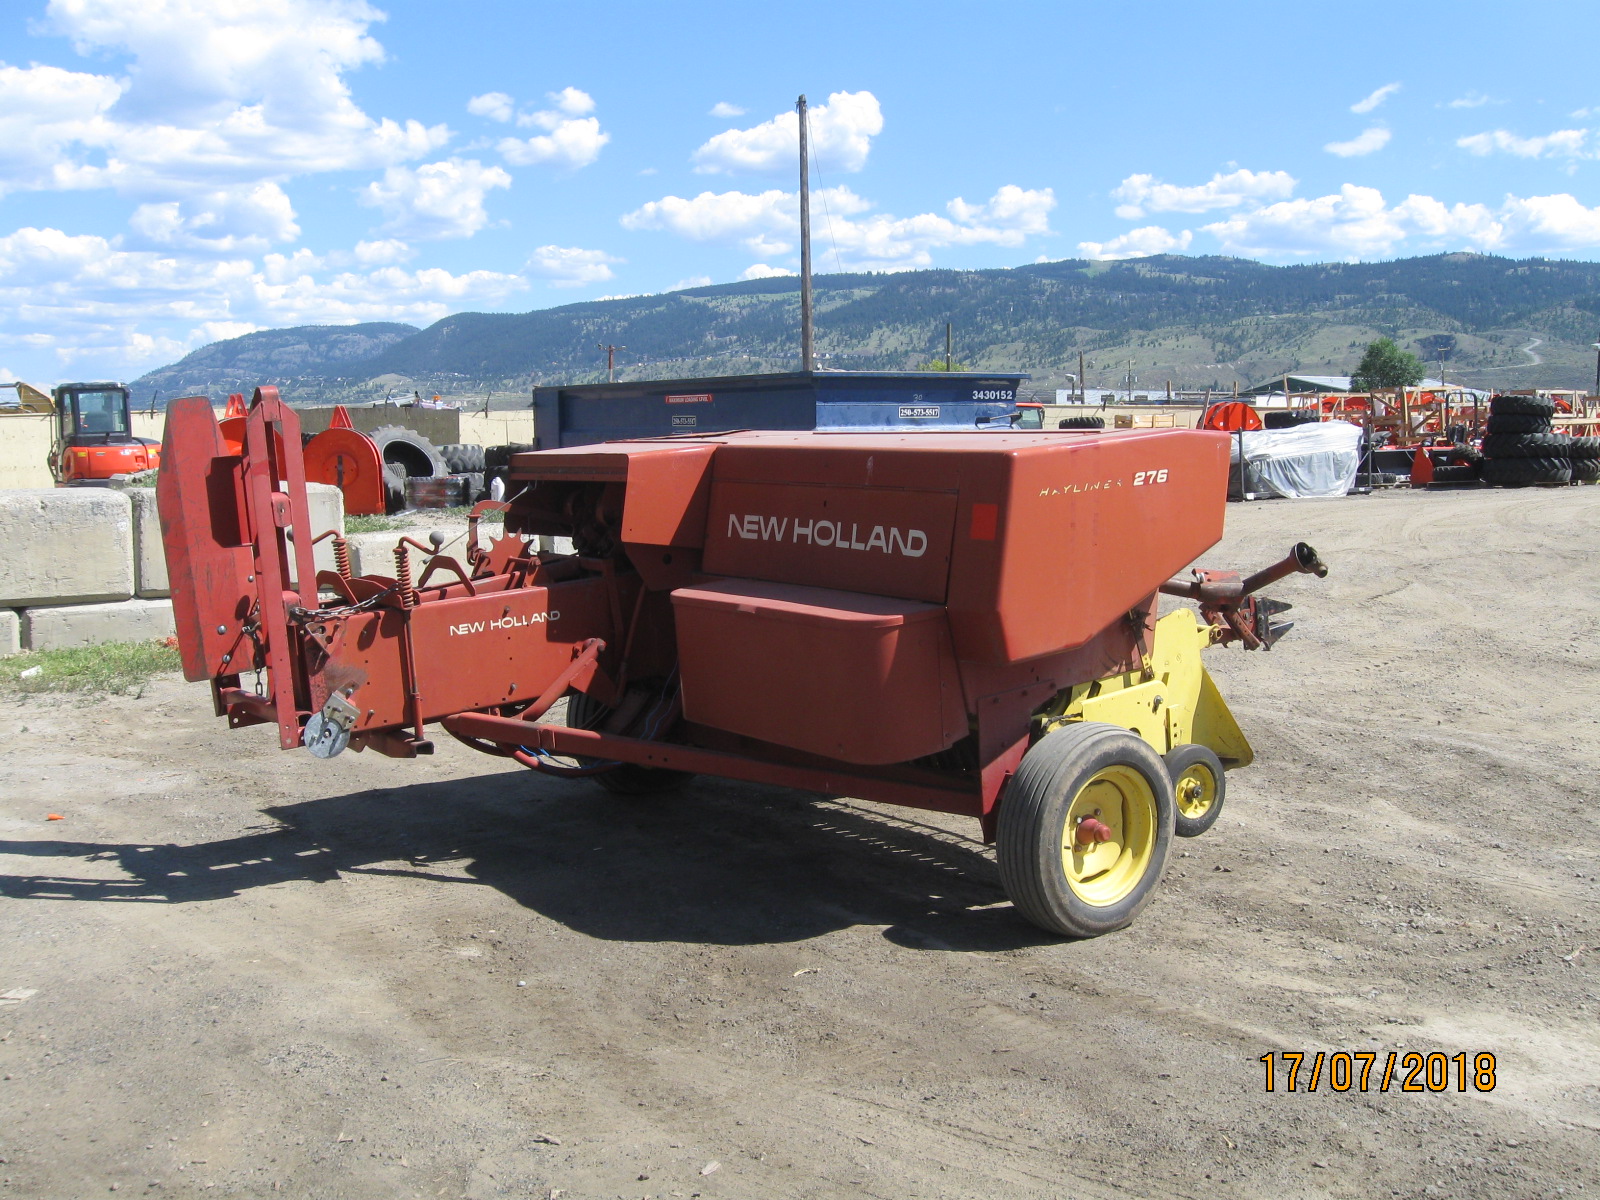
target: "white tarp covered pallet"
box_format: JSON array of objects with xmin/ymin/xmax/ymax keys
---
[{"xmin": 1229, "ymin": 420, "xmax": 1363, "ymax": 499}]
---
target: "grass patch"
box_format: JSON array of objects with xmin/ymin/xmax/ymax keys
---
[
  {"xmin": 0, "ymin": 639, "xmax": 182, "ymax": 697},
  {"xmin": 345, "ymin": 506, "xmax": 506, "ymax": 534}
]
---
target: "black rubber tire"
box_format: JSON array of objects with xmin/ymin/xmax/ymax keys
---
[
  {"xmin": 1058, "ymin": 415, "xmax": 1105, "ymax": 430},
  {"xmin": 565, "ymin": 690, "xmax": 694, "ymax": 797},
  {"xmin": 1481, "ymin": 432, "xmax": 1571, "ymax": 459},
  {"xmin": 440, "ymin": 443, "xmax": 487, "ymax": 473},
  {"xmin": 452, "ymin": 472, "xmax": 486, "ymax": 505},
  {"xmin": 1262, "ymin": 408, "xmax": 1318, "ymax": 429},
  {"xmin": 996, "ymin": 723, "xmax": 1174, "ymax": 939},
  {"xmin": 1490, "ymin": 393, "xmax": 1556, "ymax": 418},
  {"xmin": 368, "ymin": 424, "xmax": 447, "ymax": 479},
  {"xmin": 1485, "ymin": 412, "xmax": 1550, "ymax": 436},
  {"xmin": 1429, "ymin": 463, "xmax": 1481, "ymax": 483},
  {"xmin": 383, "ymin": 463, "xmax": 407, "ymax": 514},
  {"xmin": 1481, "ymin": 457, "xmax": 1572, "ymax": 487},
  {"xmin": 1354, "ymin": 471, "xmax": 1400, "ymax": 488},
  {"xmin": 1164, "ymin": 744, "xmax": 1226, "ymax": 838},
  {"xmin": 1570, "ymin": 457, "xmax": 1600, "ymax": 482},
  {"xmin": 484, "ymin": 443, "xmax": 537, "ymax": 470},
  {"xmin": 1567, "ymin": 436, "xmax": 1600, "ymax": 460}
]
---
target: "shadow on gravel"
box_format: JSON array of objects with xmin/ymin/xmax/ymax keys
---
[{"xmin": 0, "ymin": 770, "xmax": 1061, "ymax": 952}]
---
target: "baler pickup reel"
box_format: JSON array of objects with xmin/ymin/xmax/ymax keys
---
[{"xmin": 1158, "ymin": 541, "xmax": 1328, "ymax": 650}]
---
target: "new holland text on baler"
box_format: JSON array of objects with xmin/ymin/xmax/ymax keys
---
[{"xmin": 157, "ymin": 388, "xmax": 1325, "ymax": 938}]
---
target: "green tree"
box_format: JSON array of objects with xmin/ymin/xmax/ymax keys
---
[
  {"xmin": 1350, "ymin": 337, "xmax": 1425, "ymax": 390},
  {"xmin": 915, "ymin": 358, "xmax": 969, "ymax": 371}
]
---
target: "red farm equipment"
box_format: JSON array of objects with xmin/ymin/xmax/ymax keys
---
[{"xmin": 157, "ymin": 386, "xmax": 1326, "ymax": 938}]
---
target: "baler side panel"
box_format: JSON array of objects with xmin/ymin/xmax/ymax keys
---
[
  {"xmin": 947, "ymin": 430, "xmax": 1231, "ymax": 663},
  {"xmin": 702, "ymin": 480, "xmax": 958, "ymax": 604}
]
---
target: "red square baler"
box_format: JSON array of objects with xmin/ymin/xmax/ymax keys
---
[{"xmin": 159, "ymin": 388, "xmax": 1324, "ymax": 938}]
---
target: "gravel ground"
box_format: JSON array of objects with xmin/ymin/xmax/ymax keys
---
[{"xmin": 1, "ymin": 485, "xmax": 1597, "ymax": 1200}]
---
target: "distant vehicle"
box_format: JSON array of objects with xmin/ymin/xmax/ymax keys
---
[
  {"xmin": 49, "ymin": 381, "xmax": 161, "ymax": 485},
  {"xmin": 1, "ymin": 380, "xmax": 54, "ymax": 414}
]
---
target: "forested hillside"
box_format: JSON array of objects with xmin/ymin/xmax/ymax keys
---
[{"xmin": 133, "ymin": 254, "xmax": 1600, "ymax": 401}]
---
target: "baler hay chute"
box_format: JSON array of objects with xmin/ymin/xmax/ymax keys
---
[{"xmin": 157, "ymin": 386, "xmax": 1326, "ymax": 938}]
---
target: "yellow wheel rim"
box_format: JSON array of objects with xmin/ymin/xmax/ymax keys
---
[
  {"xmin": 1059, "ymin": 764, "xmax": 1158, "ymax": 906},
  {"xmin": 1175, "ymin": 762, "xmax": 1218, "ymax": 820}
]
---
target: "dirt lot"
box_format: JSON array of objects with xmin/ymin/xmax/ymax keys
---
[{"xmin": 2, "ymin": 486, "xmax": 1597, "ymax": 1200}]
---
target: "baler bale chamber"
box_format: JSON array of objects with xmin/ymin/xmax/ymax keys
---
[{"xmin": 158, "ymin": 387, "xmax": 1326, "ymax": 939}]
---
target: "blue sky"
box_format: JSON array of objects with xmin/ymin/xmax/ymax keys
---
[{"xmin": 4, "ymin": 0, "xmax": 1600, "ymax": 385}]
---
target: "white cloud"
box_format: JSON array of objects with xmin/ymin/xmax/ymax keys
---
[
  {"xmin": 360, "ymin": 158, "xmax": 512, "ymax": 239},
  {"xmin": 525, "ymin": 244, "xmax": 622, "ymax": 286},
  {"xmin": 5, "ymin": 0, "xmax": 450, "ymax": 198},
  {"xmin": 1325, "ymin": 128, "xmax": 1392, "ymax": 157},
  {"xmin": 350, "ymin": 238, "xmax": 413, "ymax": 265},
  {"xmin": 740, "ymin": 263, "xmax": 794, "ymax": 280},
  {"xmin": 1192, "ymin": 185, "xmax": 1600, "ymax": 259},
  {"xmin": 1450, "ymin": 92, "xmax": 1492, "ymax": 109},
  {"xmin": 1351, "ymin": 83, "xmax": 1401, "ymax": 114},
  {"xmin": 623, "ymin": 182, "xmax": 1054, "ymax": 271},
  {"xmin": 709, "ymin": 102, "xmax": 745, "ymax": 118},
  {"xmin": 692, "ymin": 91, "xmax": 883, "ymax": 174},
  {"xmin": 1111, "ymin": 168, "xmax": 1295, "ymax": 218},
  {"xmin": 535, "ymin": 87, "xmax": 596, "ymax": 119},
  {"xmin": 493, "ymin": 88, "xmax": 609, "ymax": 168},
  {"xmin": 1078, "ymin": 226, "xmax": 1193, "ymax": 260},
  {"xmin": 1457, "ymin": 128, "xmax": 1588, "ymax": 158},
  {"xmin": 128, "ymin": 182, "xmax": 299, "ymax": 251},
  {"xmin": 467, "ymin": 92, "xmax": 514, "ymax": 122},
  {"xmin": 0, "ymin": 223, "xmax": 528, "ymax": 373},
  {"xmin": 669, "ymin": 275, "xmax": 713, "ymax": 291}
]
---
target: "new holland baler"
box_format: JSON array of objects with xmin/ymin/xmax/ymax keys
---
[{"xmin": 157, "ymin": 387, "xmax": 1324, "ymax": 938}]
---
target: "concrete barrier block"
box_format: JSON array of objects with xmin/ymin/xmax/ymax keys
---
[
  {"xmin": 25, "ymin": 598, "xmax": 175, "ymax": 652},
  {"xmin": 0, "ymin": 609, "xmax": 20, "ymax": 657},
  {"xmin": 124, "ymin": 488, "xmax": 170, "ymax": 598},
  {"xmin": 0, "ymin": 489, "xmax": 134, "ymax": 606},
  {"xmin": 304, "ymin": 483, "xmax": 345, "ymax": 578},
  {"xmin": 346, "ymin": 525, "xmax": 474, "ymax": 579}
]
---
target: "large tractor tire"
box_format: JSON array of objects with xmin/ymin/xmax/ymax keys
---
[
  {"xmin": 383, "ymin": 464, "xmax": 407, "ymax": 514},
  {"xmin": 1263, "ymin": 408, "xmax": 1318, "ymax": 429},
  {"xmin": 1429, "ymin": 463, "xmax": 1481, "ymax": 484},
  {"xmin": 1566, "ymin": 436, "xmax": 1600, "ymax": 460},
  {"xmin": 484, "ymin": 443, "xmax": 536, "ymax": 503},
  {"xmin": 1485, "ymin": 412, "xmax": 1550, "ymax": 436},
  {"xmin": 1481, "ymin": 457, "xmax": 1572, "ymax": 487},
  {"xmin": 1481, "ymin": 432, "xmax": 1571, "ymax": 459},
  {"xmin": 440, "ymin": 443, "xmax": 487, "ymax": 474},
  {"xmin": 1489, "ymin": 394, "xmax": 1556, "ymax": 419},
  {"xmin": 368, "ymin": 425, "xmax": 447, "ymax": 481},
  {"xmin": 996, "ymin": 722, "xmax": 1174, "ymax": 939},
  {"xmin": 1058, "ymin": 415, "xmax": 1105, "ymax": 430},
  {"xmin": 1569, "ymin": 458, "xmax": 1600, "ymax": 483}
]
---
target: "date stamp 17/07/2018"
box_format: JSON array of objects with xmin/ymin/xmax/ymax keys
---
[{"xmin": 1261, "ymin": 1051, "xmax": 1497, "ymax": 1094}]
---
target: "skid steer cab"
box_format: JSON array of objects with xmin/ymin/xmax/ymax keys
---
[{"xmin": 157, "ymin": 387, "xmax": 1326, "ymax": 940}]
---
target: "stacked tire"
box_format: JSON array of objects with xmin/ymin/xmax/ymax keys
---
[
  {"xmin": 1479, "ymin": 395, "xmax": 1571, "ymax": 487},
  {"xmin": 484, "ymin": 443, "xmax": 536, "ymax": 501},
  {"xmin": 439, "ymin": 443, "xmax": 488, "ymax": 505}
]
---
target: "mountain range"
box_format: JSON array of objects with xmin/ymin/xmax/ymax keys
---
[{"xmin": 131, "ymin": 253, "xmax": 1600, "ymax": 403}]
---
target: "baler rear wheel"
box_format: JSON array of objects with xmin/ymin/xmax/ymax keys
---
[
  {"xmin": 565, "ymin": 690, "xmax": 694, "ymax": 797},
  {"xmin": 1164, "ymin": 744, "xmax": 1226, "ymax": 838},
  {"xmin": 997, "ymin": 723, "xmax": 1174, "ymax": 939}
]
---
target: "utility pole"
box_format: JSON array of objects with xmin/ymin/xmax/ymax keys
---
[
  {"xmin": 798, "ymin": 94, "xmax": 814, "ymax": 373},
  {"xmin": 597, "ymin": 343, "xmax": 624, "ymax": 383},
  {"xmin": 1078, "ymin": 350, "xmax": 1085, "ymax": 401},
  {"xmin": 945, "ymin": 322, "xmax": 953, "ymax": 371}
]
